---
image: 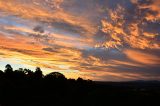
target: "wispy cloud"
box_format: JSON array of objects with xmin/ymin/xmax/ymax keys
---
[{"xmin": 124, "ymin": 49, "xmax": 160, "ymax": 65}]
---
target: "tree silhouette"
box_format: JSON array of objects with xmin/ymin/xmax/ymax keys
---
[
  {"xmin": 4, "ymin": 64, "xmax": 13, "ymax": 73},
  {"xmin": 0, "ymin": 70, "xmax": 3, "ymax": 77},
  {"xmin": 45, "ymin": 72, "xmax": 66, "ymax": 80},
  {"xmin": 24, "ymin": 68, "xmax": 34, "ymax": 77},
  {"xmin": 14, "ymin": 68, "xmax": 26, "ymax": 80},
  {"xmin": 34, "ymin": 67, "xmax": 43, "ymax": 79},
  {"xmin": 4, "ymin": 64, "xmax": 14, "ymax": 79}
]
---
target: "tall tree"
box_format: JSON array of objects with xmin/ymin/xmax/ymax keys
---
[
  {"xmin": 4, "ymin": 64, "xmax": 13, "ymax": 74},
  {"xmin": 34, "ymin": 67, "xmax": 43, "ymax": 79}
]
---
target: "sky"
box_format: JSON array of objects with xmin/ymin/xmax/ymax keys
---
[{"xmin": 0, "ymin": 0, "xmax": 160, "ymax": 81}]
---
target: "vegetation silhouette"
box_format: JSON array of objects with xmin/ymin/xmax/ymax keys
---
[{"xmin": 0, "ymin": 64, "xmax": 160, "ymax": 106}]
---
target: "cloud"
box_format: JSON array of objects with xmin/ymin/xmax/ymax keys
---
[
  {"xmin": 124, "ymin": 49, "xmax": 160, "ymax": 65},
  {"xmin": 0, "ymin": 33, "xmax": 83, "ymax": 71},
  {"xmin": 96, "ymin": 2, "xmax": 160, "ymax": 49},
  {"xmin": 0, "ymin": 0, "xmax": 97, "ymax": 37},
  {"xmin": 131, "ymin": 0, "xmax": 160, "ymax": 21},
  {"xmin": 0, "ymin": 0, "xmax": 160, "ymax": 81}
]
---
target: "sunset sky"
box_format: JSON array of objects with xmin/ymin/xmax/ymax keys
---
[{"xmin": 0, "ymin": 0, "xmax": 160, "ymax": 81}]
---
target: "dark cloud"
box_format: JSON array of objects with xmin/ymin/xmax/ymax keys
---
[
  {"xmin": 33, "ymin": 26, "xmax": 44, "ymax": 33},
  {"xmin": 42, "ymin": 47, "xmax": 59, "ymax": 53},
  {"xmin": 51, "ymin": 22, "xmax": 87, "ymax": 35}
]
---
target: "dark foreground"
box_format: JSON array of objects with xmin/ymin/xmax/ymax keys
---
[{"xmin": 0, "ymin": 65, "xmax": 160, "ymax": 106}]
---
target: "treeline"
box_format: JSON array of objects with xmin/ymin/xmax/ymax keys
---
[
  {"xmin": 0, "ymin": 64, "xmax": 93, "ymax": 106},
  {"xmin": 0, "ymin": 64, "xmax": 92, "ymax": 83},
  {"xmin": 0, "ymin": 64, "xmax": 160, "ymax": 106}
]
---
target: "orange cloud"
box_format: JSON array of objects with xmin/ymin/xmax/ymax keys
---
[
  {"xmin": 124, "ymin": 49, "xmax": 160, "ymax": 65},
  {"xmin": 78, "ymin": 69, "xmax": 151, "ymax": 81},
  {"xmin": 96, "ymin": 4, "xmax": 160, "ymax": 49},
  {"xmin": 0, "ymin": 0, "xmax": 97, "ymax": 36},
  {"xmin": 0, "ymin": 33, "xmax": 85, "ymax": 75},
  {"xmin": 131, "ymin": 0, "xmax": 160, "ymax": 21},
  {"xmin": 3, "ymin": 26, "xmax": 94, "ymax": 49},
  {"xmin": 110, "ymin": 60, "xmax": 143, "ymax": 67}
]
